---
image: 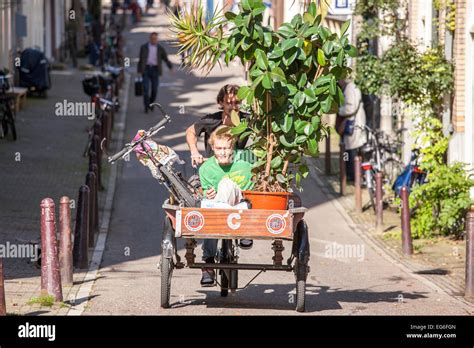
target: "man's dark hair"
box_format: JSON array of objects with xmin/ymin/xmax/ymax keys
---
[
  {"xmin": 217, "ymin": 84, "xmax": 240, "ymax": 105},
  {"xmin": 150, "ymin": 32, "xmax": 158, "ymax": 37}
]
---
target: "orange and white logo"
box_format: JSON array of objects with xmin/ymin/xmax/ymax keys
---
[
  {"xmin": 184, "ymin": 211, "xmax": 205, "ymax": 232},
  {"xmin": 266, "ymin": 214, "xmax": 286, "ymax": 235}
]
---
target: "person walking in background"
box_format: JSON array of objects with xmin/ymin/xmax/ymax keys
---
[
  {"xmin": 335, "ymin": 79, "xmax": 367, "ymax": 182},
  {"xmin": 137, "ymin": 32, "xmax": 173, "ymax": 113}
]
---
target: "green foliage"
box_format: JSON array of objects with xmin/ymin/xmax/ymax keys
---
[
  {"xmin": 170, "ymin": 0, "xmax": 355, "ymax": 191},
  {"xmin": 409, "ymin": 163, "xmax": 474, "ymax": 239},
  {"xmin": 27, "ymin": 295, "xmax": 55, "ymax": 307}
]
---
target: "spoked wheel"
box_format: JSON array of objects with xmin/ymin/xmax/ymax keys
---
[{"xmin": 160, "ymin": 256, "xmax": 173, "ymax": 308}]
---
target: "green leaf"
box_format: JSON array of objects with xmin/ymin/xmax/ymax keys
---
[
  {"xmin": 321, "ymin": 96, "xmax": 333, "ymax": 113},
  {"xmin": 281, "ymin": 38, "xmax": 298, "ymax": 52},
  {"xmin": 304, "ymin": 88, "xmax": 316, "ymax": 102},
  {"xmin": 255, "ymin": 49, "xmax": 269, "ymax": 70},
  {"xmin": 263, "ymin": 32, "xmax": 273, "ymax": 47},
  {"xmin": 295, "ymin": 120, "xmax": 310, "ymax": 134},
  {"xmin": 251, "ymin": 74, "xmax": 265, "ymax": 89},
  {"xmin": 276, "ymin": 173, "xmax": 286, "ymax": 183},
  {"xmin": 281, "ymin": 114, "xmax": 293, "ymax": 133},
  {"xmin": 336, "ymin": 49, "xmax": 344, "ymax": 66},
  {"xmin": 335, "ymin": 85, "xmax": 345, "ymax": 105},
  {"xmin": 311, "ymin": 116, "xmax": 320, "ymax": 130},
  {"xmin": 299, "ymin": 164, "xmax": 309, "ymax": 178},
  {"xmin": 346, "ymin": 44, "xmax": 357, "ymax": 57},
  {"xmin": 303, "ymin": 26, "xmax": 319, "ymax": 38},
  {"xmin": 280, "ymin": 134, "xmax": 294, "ymax": 146},
  {"xmin": 239, "ymin": 130, "xmax": 253, "ymax": 141},
  {"xmin": 250, "ymin": 67, "xmax": 264, "ymax": 78},
  {"xmin": 317, "ymin": 48, "xmax": 326, "ymax": 66},
  {"xmin": 270, "ymin": 67, "xmax": 286, "ymax": 82},
  {"xmin": 283, "ymin": 49, "xmax": 298, "ymax": 66},
  {"xmin": 262, "ymin": 73, "xmax": 273, "ymax": 89},
  {"xmin": 329, "ymin": 77, "xmax": 337, "ymax": 95},
  {"xmin": 241, "ymin": 0, "xmax": 251, "ymax": 10},
  {"xmin": 252, "ymin": 6, "xmax": 266, "ymax": 16},
  {"xmin": 268, "ymin": 46, "xmax": 284, "ymax": 59},
  {"xmin": 307, "ymin": 138, "xmax": 318, "ymax": 156},
  {"xmin": 323, "ymin": 41, "xmax": 334, "ymax": 56},
  {"xmin": 304, "ymin": 123, "xmax": 315, "ymax": 136},
  {"xmin": 271, "ymin": 155, "xmax": 282, "ymax": 169},
  {"xmin": 303, "ymin": 12, "xmax": 315, "ymax": 24},
  {"xmin": 230, "ymin": 109, "xmax": 241, "ymax": 126},
  {"xmin": 295, "ymin": 135, "xmax": 307, "ymax": 144},
  {"xmin": 340, "ymin": 20, "xmax": 350, "ymax": 37},
  {"xmin": 298, "ymin": 73, "xmax": 308, "ymax": 88},
  {"xmin": 230, "ymin": 120, "xmax": 248, "ymax": 135},
  {"xmin": 225, "ymin": 12, "xmax": 237, "ymax": 20},
  {"xmin": 293, "ymin": 91, "xmax": 306, "ymax": 107},
  {"xmin": 277, "ymin": 24, "xmax": 296, "ymax": 38},
  {"xmin": 308, "ymin": 2, "xmax": 317, "ymax": 16},
  {"xmin": 237, "ymin": 86, "xmax": 252, "ymax": 101}
]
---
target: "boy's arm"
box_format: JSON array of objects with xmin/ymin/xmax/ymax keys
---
[{"xmin": 199, "ymin": 165, "xmax": 211, "ymax": 197}]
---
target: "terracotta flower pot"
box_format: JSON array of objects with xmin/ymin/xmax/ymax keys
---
[{"xmin": 242, "ymin": 190, "xmax": 291, "ymax": 210}]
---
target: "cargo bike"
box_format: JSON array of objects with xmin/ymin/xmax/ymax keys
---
[{"xmin": 109, "ymin": 104, "xmax": 311, "ymax": 312}]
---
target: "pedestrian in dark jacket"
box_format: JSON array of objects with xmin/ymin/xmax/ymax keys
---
[{"xmin": 137, "ymin": 32, "xmax": 173, "ymax": 113}]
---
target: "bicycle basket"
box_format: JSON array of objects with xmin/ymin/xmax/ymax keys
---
[{"xmin": 82, "ymin": 76, "xmax": 100, "ymax": 96}]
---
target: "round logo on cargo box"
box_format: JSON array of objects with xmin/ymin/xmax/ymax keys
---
[
  {"xmin": 266, "ymin": 214, "xmax": 286, "ymax": 235},
  {"xmin": 184, "ymin": 211, "xmax": 205, "ymax": 232}
]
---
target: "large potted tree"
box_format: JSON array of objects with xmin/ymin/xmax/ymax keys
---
[{"xmin": 169, "ymin": 0, "xmax": 356, "ymax": 209}]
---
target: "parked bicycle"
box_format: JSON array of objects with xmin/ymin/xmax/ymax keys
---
[{"xmin": 0, "ymin": 72, "xmax": 17, "ymax": 141}]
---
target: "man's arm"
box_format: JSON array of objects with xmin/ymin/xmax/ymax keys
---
[
  {"xmin": 137, "ymin": 45, "xmax": 144, "ymax": 74},
  {"xmin": 160, "ymin": 45, "xmax": 173, "ymax": 70},
  {"xmin": 186, "ymin": 124, "xmax": 204, "ymax": 166}
]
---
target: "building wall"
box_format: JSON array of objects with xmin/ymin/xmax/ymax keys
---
[
  {"xmin": 22, "ymin": 0, "xmax": 45, "ymax": 50},
  {"xmin": 0, "ymin": 0, "xmax": 13, "ymax": 71}
]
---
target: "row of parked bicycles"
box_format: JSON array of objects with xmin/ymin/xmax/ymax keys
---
[{"xmin": 356, "ymin": 124, "xmax": 427, "ymax": 211}]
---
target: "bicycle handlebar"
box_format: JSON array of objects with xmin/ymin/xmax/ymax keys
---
[{"xmin": 108, "ymin": 104, "xmax": 171, "ymax": 163}]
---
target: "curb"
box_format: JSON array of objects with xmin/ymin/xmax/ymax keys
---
[
  {"xmin": 66, "ymin": 72, "xmax": 131, "ymax": 316},
  {"xmin": 307, "ymin": 158, "xmax": 474, "ymax": 312}
]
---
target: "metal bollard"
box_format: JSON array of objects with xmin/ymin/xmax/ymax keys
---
[
  {"xmin": 85, "ymin": 171, "xmax": 98, "ymax": 248},
  {"xmin": 73, "ymin": 186, "xmax": 90, "ymax": 269},
  {"xmin": 0, "ymin": 257, "xmax": 6, "ymax": 315},
  {"xmin": 375, "ymin": 172, "xmax": 383, "ymax": 230},
  {"xmin": 89, "ymin": 165, "xmax": 100, "ymax": 235},
  {"xmin": 40, "ymin": 198, "xmax": 63, "ymax": 302},
  {"xmin": 93, "ymin": 134, "xmax": 102, "ymax": 161},
  {"xmin": 94, "ymin": 120, "xmax": 102, "ymax": 141},
  {"xmin": 465, "ymin": 205, "xmax": 474, "ymax": 297},
  {"xmin": 325, "ymin": 131, "xmax": 331, "ymax": 175},
  {"xmin": 400, "ymin": 186, "xmax": 413, "ymax": 255},
  {"xmin": 89, "ymin": 151, "xmax": 103, "ymax": 191},
  {"xmin": 339, "ymin": 141, "xmax": 346, "ymax": 196},
  {"xmin": 59, "ymin": 197, "xmax": 73, "ymax": 286},
  {"xmin": 354, "ymin": 156, "xmax": 362, "ymax": 213}
]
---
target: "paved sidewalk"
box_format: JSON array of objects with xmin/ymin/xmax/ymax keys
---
[
  {"xmin": 0, "ymin": 37, "xmax": 125, "ymax": 316},
  {"xmin": 313, "ymin": 127, "xmax": 470, "ymax": 302}
]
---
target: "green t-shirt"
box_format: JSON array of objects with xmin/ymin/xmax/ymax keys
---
[{"xmin": 199, "ymin": 150, "xmax": 254, "ymax": 195}]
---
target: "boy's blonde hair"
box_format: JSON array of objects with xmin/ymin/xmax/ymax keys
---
[{"xmin": 208, "ymin": 126, "xmax": 236, "ymax": 148}]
